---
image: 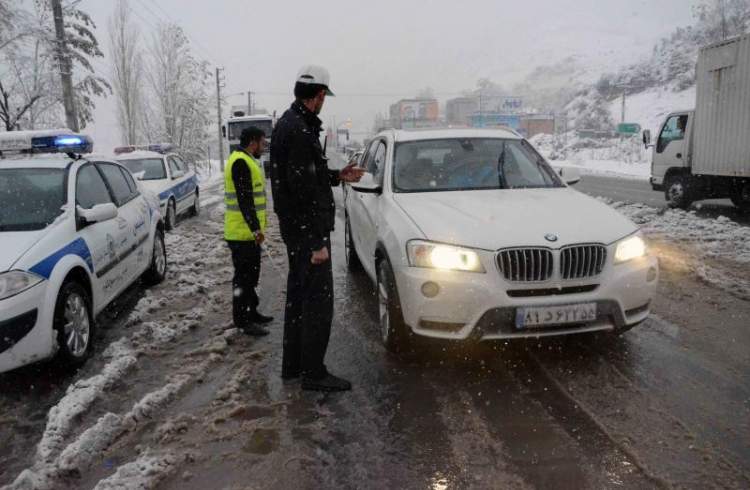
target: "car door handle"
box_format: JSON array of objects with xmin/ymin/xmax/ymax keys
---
[{"xmin": 676, "ymin": 153, "xmax": 682, "ymax": 159}]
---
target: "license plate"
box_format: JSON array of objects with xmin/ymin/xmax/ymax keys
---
[{"xmin": 515, "ymin": 303, "xmax": 597, "ymax": 329}]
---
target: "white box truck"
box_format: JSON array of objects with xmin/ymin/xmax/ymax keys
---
[
  {"xmin": 222, "ymin": 112, "xmax": 274, "ymax": 176},
  {"xmin": 646, "ymin": 34, "xmax": 750, "ymax": 210}
]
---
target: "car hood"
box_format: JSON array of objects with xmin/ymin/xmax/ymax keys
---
[
  {"xmin": 393, "ymin": 188, "xmax": 638, "ymax": 250},
  {"xmin": 0, "ymin": 230, "xmax": 46, "ymax": 272}
]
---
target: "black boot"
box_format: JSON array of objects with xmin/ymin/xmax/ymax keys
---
[
  {"xmin": 240, "ymin": 325, "xmax": 270, "ymax": 337},
  {"xmin": 302, "ymin": 372, "xmax": 352, "ymax": 392},
  {"xmin": 250, "ymin": 311, "xmax": 274, "ymax": 324}
]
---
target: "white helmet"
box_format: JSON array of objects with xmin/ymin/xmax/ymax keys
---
[{"xmin": 296, "ymin": 64, "xmax": 334, "ymax": 96}]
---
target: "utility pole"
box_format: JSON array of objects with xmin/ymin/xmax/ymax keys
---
[
  {"xmin": 51, "ymin": 0, "xmax": 78, "ymax": 132},
  {"xmin": 621, "ymin": 92, "xmax": 626, "ymax": 124},
  {"xmin": 247, "ymin": 90, "xmax": 254, "ymax": 115},
  {"xmin": 215, "ymin": 67, "xmax": 225, "ymax": 171}
]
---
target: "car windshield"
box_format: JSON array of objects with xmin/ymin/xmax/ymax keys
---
[
  {"xmin": 393, "ymin": 138, "xmax": 563, "ymax": 192},
  {"xmin": 0, "ymin": 168, "xmax": 67, "ymax": 231},
  {"xmin": 120, "ymin": 158, "xmax": 166, "ymax": 180},
  {"xmin": 228, "ymin": 120, "xmax": 273, "ymax": 140}
]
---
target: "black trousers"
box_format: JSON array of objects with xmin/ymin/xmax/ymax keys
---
[
  {"xmin": 227, "ymin": 240, "xmax": 261, "ymax": 329},
  {"xmin": 281, "ymin": 237, "xmax": 333, "ymax": 379}
]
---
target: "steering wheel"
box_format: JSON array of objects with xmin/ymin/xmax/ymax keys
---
[{"xmin": 447, "ymin": 160, "xmax": 495, "ymax": 187}]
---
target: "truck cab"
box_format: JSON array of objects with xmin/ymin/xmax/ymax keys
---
[
  {"xmin": 647, "ymin": 110, "xmax": 693, "ymax": 198},
  {"xmin": 223, "ymin": 113, "xmax": 274, "ymax": 177}
]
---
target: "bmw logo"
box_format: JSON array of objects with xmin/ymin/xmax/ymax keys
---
[{"xmin": 545, "ymin": 233, "xmax": 558, "ymax": 242}]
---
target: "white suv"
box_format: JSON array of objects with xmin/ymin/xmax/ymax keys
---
[
  {"xmin": 0, "ymin": 131, "xmax": 166, "ymax": 373},
  {"xmin": 344, "ymin": 128, "xmax": 659, "ymax": 352}
]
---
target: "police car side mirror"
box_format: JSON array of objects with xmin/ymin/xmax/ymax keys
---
[
  {"xmin": 77, "ymin": 203, "xmax": 118, "ymax": 226},
  {"xmin": 171, "ymin": 170, "xmax": 185, "ymax": 179}
]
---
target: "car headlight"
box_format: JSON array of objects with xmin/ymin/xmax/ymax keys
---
[
  {"xmin": 0, "ymin": 270, "xmax": 44, "ymax": 301},
  {"xmin": 407, "ymin": 240, "xmax": 486, "ymax": 273},
  {"xmin": 614, "ymin": 234, "xmax": 647, "ymax": 264}
]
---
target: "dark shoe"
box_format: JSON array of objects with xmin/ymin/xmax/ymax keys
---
[
  {"xmin": 281, "ymin": 370, "xmax": 301, "ymax": 380},
  {"xmin": 240, "ymin": 325, "xmax": 270, "ymax": 337},
  {"xmin": 250, "ymin": 311, "xmax": 274, "ymax": 324},
  {"xmin": 301, "ymin": 373, "xmax": 352, "ymax": 392}
]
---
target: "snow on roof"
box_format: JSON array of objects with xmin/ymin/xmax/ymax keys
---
[
  {"xmin": 114, "ymin": 150, "xmax": 166, "ymax": 160},
  {"xmin": 390, "ymin": 127, "xmax": 523, "ymax": 142},
  {"xmin": 0, "ymin": 153, "xmax": 77, "ymax": 169}
]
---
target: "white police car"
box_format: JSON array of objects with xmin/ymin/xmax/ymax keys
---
[
  {"xmin": 114, "ymin": 144, "xmax": 199, "ymax": 231},
  {"xmin": 0, "ymin": 130, "xmax": 166, "ymax": 374}
]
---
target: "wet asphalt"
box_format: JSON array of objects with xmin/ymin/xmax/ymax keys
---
[{"xmin": 0, "ymin": 154, "xmax": 748, "ymax": 489}]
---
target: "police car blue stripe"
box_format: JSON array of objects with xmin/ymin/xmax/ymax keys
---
[
  {"xmin": 158, "ymin": 175, "xmax": 198, "ymax": 201},
  {"xmin": 29, "ymin": 238, "xmax": 93, "ymax": 279}
]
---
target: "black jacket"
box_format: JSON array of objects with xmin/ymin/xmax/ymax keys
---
[
  {"xmin": 270, "ymin": 101, "xmax": 340, "ymax": 250},
  {"xmin": 230, "ymin": 149, "xmax": 261, "ymax": 236}
]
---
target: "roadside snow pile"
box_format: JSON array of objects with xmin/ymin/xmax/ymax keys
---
[
  {"xmin": 604, "ymin": 199, "xmax": 750, "ymax": 264},
  {"xmin": 532, "ymin": 133, "xmax": 650, "ymax": 180},
  {"xmin": 92, "ymin": 453, "xmax": 177, "ymax": 490}
]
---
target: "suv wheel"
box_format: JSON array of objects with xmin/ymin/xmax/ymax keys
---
[
  {"xmin": 376, "ymin": 259, "xmax": 411, "ymax": 353},
  {"xmin": 345, "ymin": 215, "xmax": 361, "ymax": 272},
  {"xmin": 190, "ymin": 190, "xmax": 200, "ymax": 216}
]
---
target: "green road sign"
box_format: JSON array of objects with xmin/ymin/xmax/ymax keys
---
[{"xmin": 617, "ymin": 123, "xmax": 641, "ymax": 135}]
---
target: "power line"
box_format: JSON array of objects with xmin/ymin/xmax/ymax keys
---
[{"xmin": 145, "ymin": 0, "xmax": 220, "ymax": 65}]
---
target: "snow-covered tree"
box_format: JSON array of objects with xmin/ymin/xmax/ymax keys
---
[
  {"xmin": 145, "ymin": 23, "xmax": 211, "ymax": 163},
  {"xmin": 108, "ymin": 0, "xmax": 141, "ymax": 145}
]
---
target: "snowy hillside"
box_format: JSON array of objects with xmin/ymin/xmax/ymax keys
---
[{"xmin": 609, "ymin": 86, "xmax": 696, "ymax": 134}]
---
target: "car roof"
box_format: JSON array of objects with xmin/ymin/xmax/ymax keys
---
[
  {"xmin": 385, "ymin": 127, "xmax": 523, "ymax": 143},
  {"xmin": 0, "ymin": 153, "xmax": 78, "ymax": 169},
  {"xmin": 114, "ymin": 150, "xmax": 166, "ymax": 160}
]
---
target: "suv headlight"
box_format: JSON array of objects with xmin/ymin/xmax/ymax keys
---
[
  {"xmin": 0, "ymin": 271, "xmax": 44, "ymax": 301},
  {"xmin": 614, "ymin": 233, "xmax": 647, "ymax": 264},
  {"xmin": 407, "ymin": 240, "xmax": 486, "ymax": 273}
]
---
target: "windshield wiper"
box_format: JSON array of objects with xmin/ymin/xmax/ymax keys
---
[{"xmin": 497, "ymin": 141, "xmax": 507, "ymax": 189}]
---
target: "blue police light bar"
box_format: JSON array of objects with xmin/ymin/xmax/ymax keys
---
[
  {"xmin": 0, "ymin": 129, "xmax": 93, "ymax": 155},
  {"xmin": 147, "ymin": 143, "xmax": 175, "ymax": 154}
]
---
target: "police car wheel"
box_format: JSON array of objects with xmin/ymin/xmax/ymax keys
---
[
  {"xmin": 165, "ymin": 199, "xmax": 176, "ymax": 231},
  {"xmin": 190, "ymin": 190, "xmax": 200, "ymax": 216},
  {"xmin": 376, "ymin": 259, "xmax": 411, "ymax": 354},
  {"xmin": 54, "ymin": 281, "xmax": 93, "ymax": 365},
  {"xmin": 143, "ymin": 229, "xmax": 167, "ymax": 285}
]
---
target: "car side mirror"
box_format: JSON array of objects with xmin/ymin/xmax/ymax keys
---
[
  {"xmin": 558, "ymin": 167, "xmax": 581, "ymax": 186},
  {"xmin": 77, "ymin": 203, "xmax": 118, "ymax": 225},
  {"xmin": 642, "ymin": 129, "xmax": 652, "ymax": 148},
  {"xmin": 351, "ymin": 172, "xmax": 382, "ymax": 194},
  {"xmin": 133, "ymin": 170, "xmax": 146, "ymax": 181},
  {"xmin": 172, "ymin": 170, "xmax": 185, "ymax": 179}
]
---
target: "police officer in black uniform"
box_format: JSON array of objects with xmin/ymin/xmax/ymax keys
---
[{"xmin": 271, "ymin": 65, "xmax": 364, "ymax": 392}]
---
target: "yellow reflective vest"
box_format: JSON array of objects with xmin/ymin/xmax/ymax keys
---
[{"xmin": 224, "ymin": 151, "xmax": 267, "ymax": 241}]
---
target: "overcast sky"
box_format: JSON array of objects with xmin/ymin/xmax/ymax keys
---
[{"xmin": 78, "ymin": 0, "xmax": 702, "ymax": 151}]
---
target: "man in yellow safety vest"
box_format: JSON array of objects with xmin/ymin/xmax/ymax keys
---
[{"xmin": 224, "ymin": 127, "xmax": 273, "ymax": 336}]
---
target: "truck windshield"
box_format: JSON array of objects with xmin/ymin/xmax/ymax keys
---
[
  {"xmin": 393, "ymin": 138, "xmax": 563, "ymax": 193},
  {"xmin": 120, "ymin": 158, "xmax": 167, "ymax": 180},
  {"xmin": 228, "ymin": 120, "xmax": 273, "ymax": 140},
  {"xmin": 0, "ymin": 168, "xmax": 67, "ymax": 231}
]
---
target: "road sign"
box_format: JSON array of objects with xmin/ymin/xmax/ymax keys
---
[{"xmin": 617, "ymin": 123, "xmax": 641, "ymax": 135}]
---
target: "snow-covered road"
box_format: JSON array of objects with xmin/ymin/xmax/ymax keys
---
[{"xmin": 0, "ymin": 154, "xmax": 748, "ymax": 489}]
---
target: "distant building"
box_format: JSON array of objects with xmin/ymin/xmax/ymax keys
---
[
  {"xmin": 389, "ymin": 98, "xmax": 439, "ymax": 129},
  {"xmin": 520, "ymin": 114, "xmax": 555, "ymax": 138},
  {"xmin": 446, "ymin": 97, "xmax": 478, "ymax": 126}
]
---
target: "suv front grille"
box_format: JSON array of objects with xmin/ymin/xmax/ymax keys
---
[
  {"xmin": 497, "ymin": 248, "xmax": 554, "ymax": 282},
  {"xmin": 560, "ymin": 245, "xmax": 607, "ymax": 280}
]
